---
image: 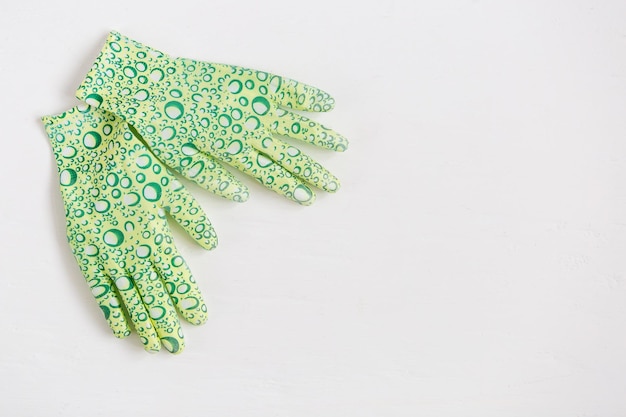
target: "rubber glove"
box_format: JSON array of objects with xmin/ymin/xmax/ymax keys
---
[
  {"xmin": 76, "ymin": 31, "xmax": 348, "ymax": 205},
  {"xmin": 42, "ymin": 105, "xmax": 215, "ymax": 353}
]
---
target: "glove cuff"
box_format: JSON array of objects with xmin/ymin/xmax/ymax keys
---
[
  {"xmin": 42, "ymin": 105, "xmax": 91, "ymax": 156},
  {"xmin": 76, "ymin": 31, "xmax": 169, "ymax": 113},
  {"xmin": 42, "ymin": 106, "xmax": 121, "ymax": 170}
]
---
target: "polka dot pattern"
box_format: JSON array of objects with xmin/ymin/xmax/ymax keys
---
[
  {"xmin": 42, "ymin": 105, "xmax": 216, "ymax": 354},
  {"xmin": 76, "ymin": 31, "xmax": 348, "ymax": 205}
]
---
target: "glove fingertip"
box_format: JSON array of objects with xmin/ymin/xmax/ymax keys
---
[
  {"xmin": 161, "ymin": 337, "xmax": 185, "ymax": 354},
  {"xmin": 142, "ymin": 338, "xmax": 162, "ymax": 353},
  {"xmin": 331, "ymin": 134, "xmax": 349, "ymax": 152},
  {"xmin": 198, "ymin": 232, "xmax": 218, "ymax": 251},
  {"xmin": 190, "ymin": 216, "xmax": 218, "ymax": 250},
  {"xmin": 111, "ymin": 329, "xmax": 131, "ymax": 339},
  {"xmin": 179, "ymin": 304, "xmax": 209, "ymax": 327},
  {"xmin": 292, "ymin": 184, "xmax": 316, "ymax": 206},
  {"xmin": 233, "ymin": 189, "xmax": 250, "ymax": 203},
  {"xmin": 323, "ymin": 179, "xmax": 341, "ymax": 193},
  {"xmin": 318, "ymin": 93, "xmax": 336, "ymax": 112},
  {"xmin": 145, "ymin": 346, "xmax": 161, "ymax": 354}
]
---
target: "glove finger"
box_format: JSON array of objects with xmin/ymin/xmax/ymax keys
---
[
  {"xmin": 267, "ymin": 74, "xmax": 336, "ymax": 112},
  {"xmin": 110, "ymin": 272, "xmax": 161, "ymax": 353},
  {"xmin": 129, "ymin": 124, "xmax": 250, "ymax": 202},
  {"xmin": 175, "ymin": 147, "xmax": 249, "ymax": 202},
  {"xmin": 163, "ymin": 175, "xmax": 218, "ymax": 250},
  {"xmin": 152, "ymin": 242, "xmax": 209, "ymax": 326},
  {"xmin": 207, "ymin": 133, "xmax": 316, "ymax": 205},
  {"xmin": 247, "ymin": 131, "xmax": 341, "ymax": 193},
  {"xmin": 80, "ymin": 261, "xmax": 130, "ymax": 339},
  {"xmin": 125, "ymin": 145, "xmax": 218, "ymax": 250},
  {"xmin": 130, "ymin": 263, "xmax": 185, "ymax": 354},
  {"xmin": 264, "ymin": 108, "xmax": 349, "ymax": 152}
]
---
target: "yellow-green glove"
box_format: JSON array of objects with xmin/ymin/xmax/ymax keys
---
[
  {"xmin": 76, "ymin": 31, "xmax": 348, "ymax": 205},
  {"xmin": 42, "ymin": 105, "xmax": 216, "ymax": 354}
]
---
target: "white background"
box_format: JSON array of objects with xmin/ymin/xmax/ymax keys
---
[{"xmin": 1, "ymin": 0, "xmax": 626, "ymax": 415}]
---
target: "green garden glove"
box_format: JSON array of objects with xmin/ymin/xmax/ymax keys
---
[
  {"xmin": 76, "ymin": 31, "xmax": 348, "ymax": 205},
  {"xmin": 42, "ymin": 105, "xmax": 216, "ymax": 354}
]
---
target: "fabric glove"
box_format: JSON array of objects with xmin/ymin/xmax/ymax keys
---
[
  {"xmin": 76, "ymin": 31, "xmax": 348, "ymax": 205},
  {"xmin": 42, "ymin": 105, "xmax": 215, "ymax": 353}
]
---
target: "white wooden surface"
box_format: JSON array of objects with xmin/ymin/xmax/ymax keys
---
[{"xmin": 1, "ymin": 0, "xmax": 626, "ymax": 415}]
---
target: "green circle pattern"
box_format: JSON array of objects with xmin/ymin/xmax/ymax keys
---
[
  {"xmin": 76, "ymin": 31, "xmax": 349, "ymax": 206},
  {"xmin": 42, "ymin": 105, "xmax": 217, "ymax": 354}
]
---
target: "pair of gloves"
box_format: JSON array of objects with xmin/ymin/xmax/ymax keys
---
[{"xmin": 42, "ymin": 31, "xmax": 347, "ymax": 353}]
